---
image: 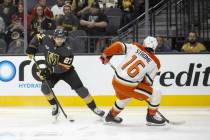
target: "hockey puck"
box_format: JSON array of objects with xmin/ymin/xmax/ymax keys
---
[{"xmin": 69, "ymin": 119, "xmax": 75, "ymax": 122}]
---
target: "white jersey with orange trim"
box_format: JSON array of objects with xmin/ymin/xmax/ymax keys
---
[{"xmin": 113, "ymin": 42, "xmax": 160, "ymax": 86}]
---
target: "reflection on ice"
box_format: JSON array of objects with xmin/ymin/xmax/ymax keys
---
[{"xmin": 0, "ymin": 107, "xmax": 210, "ymax": 140}]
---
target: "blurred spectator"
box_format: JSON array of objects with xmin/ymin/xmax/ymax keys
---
[
  {"xmin": 0, "ymin": 38, "xmax": 7, "ymax": 54},
  {"xmin": 57, "ymin": 3, "xmax": 79, "ymax": 31},
  {"xmin": 117, "ymin": 0, "xmax": 134, "ymax": 26},
  {"xmin": 38, "ymin": 0, "xmax": 47, "ymax": 7},
  {"xmin": 123, "ymin": 34, "xmax": 133, "ymax": 43},
  {"xmin": 100, "ymin": 0, "xmax": 115, "ymax": 8},
  {"xmin": 46, "ymin": 0, "xmax": 57, "ymax": 7},
  {"xmin": 156, "ymin": 36, "xmax": 172, "ymax": 52},
  {"xmin": 0, "ymin": 0, "xmax": 18, "ymax": 25},
  {"xmin": 181, "ymin": 31, "xmax": 207, "ymax": 53},
  {"xmin": 0, "ymin": 0, "xmax": 4, "ymax": 4},
  {"xmin": 51, "ymin": 0, "xmax": 65, "ymax": 20},
  {"xmin": 64, "ymin": 0, "xmax": 72, "ymax": 5},
  {"xmin": 14, "ymin": 0, "xmax": 23, "ymax": 5},
  {"xmin": 80, "ymin": 2, "xmax": 108, "ymax": 52},
  {"xmin": 31, "ymin": 0, "xmax": 53, "ymax": 19},
  {"xmin": 27, "ymin": 0, "xmax": 38, "ymax": 14},
  {"xmin": 0, "ymin": 16, "xmax": 6, "ymax": 49},
  {"xmin": 134, "ymin": 0, "xmax": 144, "ymax": 18},
  {"xmin": 7, "ymin": 28, "xmax": 24, "ymax": 54},
  {"xmin": 16, "ymin": 2, "xmax": 24, "ymax": 25},
  {"xmin": 71, "ymin": 0, "xmax": 96, "ymax": 17},
  {"xmin": 30, "ymin": 4, "xmax": 56, "ymax": 40},
  {"xmin": 0, "ymin": 16, "xmax": 5, "ymax": 35},
  {"xmin": 80, "ymin": 2, "xmax": 108, "ymax": 36},
  {"xmin": 12, "ymin": 2, "xmax": 31, "ymax": 32},
  {"xmin": 5, "ymin": 12, "xmax": 24, "ymax": 45}
]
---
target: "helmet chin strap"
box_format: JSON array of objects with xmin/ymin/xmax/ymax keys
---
[{"xmin": 145, "ymin": 47, "xmax": 155, "ymax": 53}]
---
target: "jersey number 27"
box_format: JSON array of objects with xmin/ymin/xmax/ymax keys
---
[{"xmin": 63, "ymin": 57, "xmax": 73, "ymax": 65}]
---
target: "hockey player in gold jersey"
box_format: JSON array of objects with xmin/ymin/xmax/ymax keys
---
[{"xmin": 26, "ymin": 29, "xmax": 105, "ymax": 121}]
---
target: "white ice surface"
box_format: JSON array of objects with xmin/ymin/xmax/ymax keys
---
[{"xmin": 0, "ymin": 107, "xmax": 210, "ymax": 140}]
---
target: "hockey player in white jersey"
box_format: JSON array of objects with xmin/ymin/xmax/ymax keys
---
[{"xmin": 100, "ymin": 36, "xmax": 166, "ymax": 126}]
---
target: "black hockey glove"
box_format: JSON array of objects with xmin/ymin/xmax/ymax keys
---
[
  {"xmin": 26, "ymin": 46, "xmax": 37, "ymax": 60},
  {"xmin": 38, "ymin": 68, "xmax": 52, "ymax": 80}
]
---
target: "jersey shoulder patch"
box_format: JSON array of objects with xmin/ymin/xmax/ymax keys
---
[{"xmin": 36, "ymin": 33, "xmax": 46, "ymax": 41}]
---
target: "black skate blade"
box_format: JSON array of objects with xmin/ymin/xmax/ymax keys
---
[
  {"xmin": 103, "ymin": 118, "xmax": 123, "ymax": 125},
  {"xmin": 103, "ymin": 121, "xmax": 122, "ymax": 125},
  {"xmin": 146, "ymin": 122, "xmax": 166, "ymax": 126},
  {"xmin": 168, "ymin": 120, "xmax": 186, "ymax": 125}
]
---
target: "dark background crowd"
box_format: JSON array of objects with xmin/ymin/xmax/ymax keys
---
[{"xmin": 0, "ymin": 0, "xmax": 208, "ymax": 54}]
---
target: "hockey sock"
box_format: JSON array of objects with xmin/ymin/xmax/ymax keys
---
[
  {"xmin": 87, "ymin": 101, "xmax": 97, "ymax": 110},
  {"xmin": 147, "ymin": 108, "xmax": 157, "ymax": 116},
  {"xmin": 82, "ymin": 95, "xmax": 96, "ymax": 110},
  {"xmin": 45, "ymin": 93, "xmax": 57, "ymax": 105},
  {"xmin": 111, "ymin": 98, "xmax": 131, "ymax": 117},
  {"xmin": 147, "ymin": 100, "xmax": 159, "ymax": 116},
  {"xmin": 48, "ymin": 98, "xmax": 57, "ymax": 105},
  {"xmin": 111, "ymin": 108, "xmax": 120, "ymax": 117},
  {"xmin": 75, "ymin": 87, "xmax": 97, "ymax": 110},
  {"xmin": 111, "ymin": 101, "xmax": 124, "ymax": 117}
]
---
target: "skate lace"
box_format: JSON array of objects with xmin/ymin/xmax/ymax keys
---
[
  {"xmin": 115, "ymin": 117, "xmax": 121, "ymax": 121},
  {"xmin": 52, "ymin": 104, "xmax": 58, "ymax": 112},
  {"xmin": 153, "ymin": 115, "xmax": 163, "ymax": 121}
]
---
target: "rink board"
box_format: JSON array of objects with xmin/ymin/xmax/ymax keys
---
[
  {"xmin": 0, "ymin": 55, "xmax": 210, "ymax": 106},
  {"xmin": 0, "ymin": 95, "xmax": 210, "ymax": 106}
]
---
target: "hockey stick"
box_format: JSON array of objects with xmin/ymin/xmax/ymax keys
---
[
  {"xmin": 108, "ymin": 62, "xmax": 185, "ymax": 125},
  {"xmin": 32, "ymin": 57, "xmax": 74, "ymax": 122}
]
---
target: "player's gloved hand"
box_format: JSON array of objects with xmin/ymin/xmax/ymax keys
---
[
  {"xmin": 37, "ymin": 68, "xmax": 52, "ymax": 80},
  {"xmin": 26, "ymin": 46, "xmax": 37, "ymax": 60},
  {"xmin": 100, "ymin": 54, "xmax": 112, "ymax": 64},
  {"xmin": 27, "ymin": 54, "xmax": 34, "ymax": 60}
]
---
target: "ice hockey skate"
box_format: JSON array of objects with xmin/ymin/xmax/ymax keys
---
[
  {"xmin": 105, "ymin": 111, "xmax": 123, "ymax": 123},
  {"xmin": 92, "ymin": 107, "xmax": 105, "ymax": 117},
  {"xmin": 51, "ymin": 104, "xmax": 60, "ymax": 123},
  {"xmin": 146, "ymin": 113, "xmax": 166, "ymax": 126}
]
